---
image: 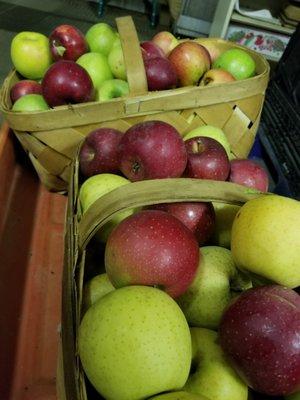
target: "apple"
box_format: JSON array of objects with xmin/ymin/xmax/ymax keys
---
[
  {"xmin": 10, "ymin": 31, "xmax": 52, "ymax": 79},
  {"xmin": 229, "ymin": 159, "xmax": 269, "ymax": 192},
  {"xmin": 140, "ymin": 40, "xmax": 166, "ymax": 60},
  {"xmin": 286, "ymin": 392, "xmax": 300, "ymax": 400},
  {"xmin": 219, "ymin": 285, "xmax": 300, "ymax": 396},
  {"xmin": 96, "ymin": 79, "xmax": 129, "ymax": 102},
  {"xmin": 213, "ymin": 49, "xmax": 256, "ymax": 80},
  {"xmin": 49, "ymin": 24, "xmax": 88, "ymax": 61},
  {"xmin": 149, "ymin": 202, "xmax": 215, "ymax": 246},
  {"xmin": 105, "ymin": 210, "xmax": 200, "ymax": 298},
  {"xmin": 231, "ymin": 194, "xmax": 300, "ymax": 288},
  {"xmin": 151, "ymin": 31, "xmax": 179, "ymax": 56},
  {"xmin": 118, "ymin": 120, "xmax": 187, "ymax": 181},
  {"xmin": 183, "ymin": 328, "xmax": 248, "ymax": 400},
  {"xmin": 150, "ymin": 391, "xmax": 209, "ymax": 400},
  {"xmin": 79, "ymin": 128, "xmax": 123, "ymax": 177},
  {"xmin": 200, "ymin": 69, "xmax": 235, "ymax": 86},
  {"xmin": 77, "ymin": 52, "xmax": 113, "ymax": 89},
  {"xmin": 177, "ymin": 246, "xmax": 243, "ymax": 329},
  {"xmin": 85, "ymin": 22, "xmax": 118, "ymax": 56},
  {"xmin": 10, "ymin": 80, "xmax": 42, "ymax": 103},
  {"xmin": 184, "ymin": 125, "xmax": 232, "ymax": 159},
  {"xmin": 144, "ymin": 56, "xmax": 178, "ymax": 91},
  {"xmin": 78, "ymin": 285, "xmax": 192, "ymax": 399},
  {"xmin": 184, "ymin": 136, "xmax": 230, "ymax": 181},
  {"xmin": 82, "ymin": 273, "xmax": 115, "ymax": 311},
  {"xmin": 107, "ymin": 42, "xmax": 127, "ymax": 80},
  {"xmin": 41, "ymin": 60, "xmax": 94, "ymax": 107},
  {"xmin": 79, "ymin": 173, "xmax": 136, "ymax": 242},
  {"xmin": 168, "ymin": 41, "xmax": 211, "ymax": 87},
  {"xmin": 193, "ymin": 39, "xmax": 222, "ymax": 63},
  {"xmin": 12, "ymin": 94, "xmax": 50, "ymax": 112},
  {"xmin": 210, "ymin": 202, "xmax": 241, "ymax": 248}
]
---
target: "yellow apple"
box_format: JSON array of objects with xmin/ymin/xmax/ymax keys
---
[{"xmin": 231, "ymin": 194, "xmax": 300, "ymax": 288}]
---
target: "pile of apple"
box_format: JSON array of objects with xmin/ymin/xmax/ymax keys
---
[
  {"xmin": 77, "ymin": 119, "xmax": 300, "ymax": 400},
  {"xmin": 9, "ymin": 21, "xmax": 256, "ymax": 112}
]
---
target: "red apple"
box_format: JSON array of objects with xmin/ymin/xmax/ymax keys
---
[
  {"xmin": 10, "ymin": 80, "xmax": 42, "ymax": 103},
  {"xmin": 168, "ymin": 41, "xmax": 211, "ymax": 87},
  {"xmin": 219, "ymin": 285, "xmax": 300, "ymax": 396},
  {"xmin": 229, "ymin": 159, "xmax": 269, "ymax": 192},
  {"xmin": 42, "ymin": 60, "xmax": 94, "ymax": 107},
  {"xmin": 144, "ymin": 57, "xmax": 177, "ymax": 91},
  {"xmin": 151, "ymin": 31, "xmax": 178, "ymax": 56},
  {"xmin": 49, "ymin": 24, "xmax": 88, "ymax": 61},
  {"xmin": 200, "ymin": 69, "xmax": 235, "ymax": 86},
  {"xmin": 184, "ymin": 136, "xmax": 230, "ymax": 181},
  {"xmin": 105, "ymin": 210, "xmax": 200, "ymax": 298},
  {"xmin": 79, "ymin": 128, "xmax": 123, "ymax": 177},
  {"xmin": 149, "ymin": 201, "xmax": 216, "ymax": 245},
  {"xmin": 118, "ymin": 120, "xmax": 187, "ymax": 181},
  {"xmin": 140, "ymin": 41, "xmax": 166, "ymax": 60}
]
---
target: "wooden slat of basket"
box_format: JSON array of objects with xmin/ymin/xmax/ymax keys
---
[
  {"xmin": 29, "ymin": 153, "xmax": 68, "ymax": 192},
  {"xmin": 195, "ymin": 102, "xmax": 234, "ymax": 128},
  {"xmin": 32, "ymin": 128, "xmax": 86, "ymax": 159},
  {"xmin": 234, "ymin": 94, "xmax": 264, "ymax": 122}
]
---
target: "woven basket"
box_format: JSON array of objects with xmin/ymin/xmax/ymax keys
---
[
  {"xmin": 60, "ymin": 154, "xmax": 266, "ymax": 400},
  {"xmin": 0, "ymin": 16, "xmax": 269, "ymax": 192}
]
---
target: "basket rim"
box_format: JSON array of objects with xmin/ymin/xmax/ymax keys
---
[{"xmin": 0, "ymin": 35, "xmax": 270, "ymax": 132}]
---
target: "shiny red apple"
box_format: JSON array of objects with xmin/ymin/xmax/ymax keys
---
[
  {"xmin": 105, "ymin": 210, "xmax": 200, "ymax": 298},
  {"xmin": 144, "ymin": 56, "xmax": 177, "ymax": 91},
  {"xmin": 140, "ymin": 41, "xmax": 166, "ymax": 60},
  {"xmin": 149, "ymin": 201, "xmax": 216, "ymax": 245},
  {"xmin": 200, "ymin": 68, "xmax": 235, "ymax": 86},
  {"xmin": 168, "ymin": 41, "xmax": 211, "ymax": 87},
  {"xmin": 184, "ymin": 136, "xmax": 230, "ymax": 181},
  {"xmin": 10, "ymin": 79, "xmax": 42, "ymax": 103},
  {"xmin": 79, "ymin": 128, "xmax": 123, "ymax": 177},
  {"xmin": 229, "ymin": 158, "xmax": 269, "ymax": 192},
  {"xmin": 49, "ymin": 24, "xmax": 88, "ymax": 61},
  {"xmin": 42, "ymin": 60, "xmax": 94, "ymax": 107},
  {"xmin": 219, "ymin": 285, "xmax": 300, "ymax": 396},
  {"xmin": 118, "ymin": 120, "xmax": 187, "ymax": 181}
]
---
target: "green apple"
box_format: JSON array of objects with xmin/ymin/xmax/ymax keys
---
[
  {"xmin": 213, "ymin": 49, "xmax": 256, "ymax": 80},
  {"xmin": 177, "ymin": 246, "xmax": 239, "ymax": 329},
  {"xmin": 12, "ymin": 94, "xmax": 50, "ymax": 112},
  {"xmin": 108, "ymin": 42, "xmax": 127, "ymax": 80},
  {"xmin": 82, "ymin": 273, "xmax": 115, "ymax": 312},
  {"xmin": 231, "ymin": 194, "xmax": 300, "ymax": 288},
  {"xmin": 184, "ymin": 125, "xmax": 232, "ymax": 159},
  {"xmin": 79, "ymin": 173, "xmax": 136, "ymax": 242},
  {"xmin": 150, "ymin": 391, "xmax": 209, "ymax": 400},
  {"xmin": 85, "ymin": 22, "xmax": 118, "ymax": 56},
  {"xmin": 77, "ymin": 52, "xmax": 113, "ymax": 89},
  {"xmin": 10, "ymin": 31, "xmax": 52, "ymax": 79},
  {"xmin": 97, "ymin": 79, "xmax": 129, "ymax": 102},
  {"xmin": 285, "ymin": 392, "xmax": 300, "ymax": 400},
  {"xmin": 210, "ymin": 202, "xmax": 241, "ymax": 248},
  {"xmin": 183, "ymin": 328, "xmax": 248, "ymax": 400},
  {"xmin": 78, "ymin": 285, "xmax": 192, "ymax": 400}
]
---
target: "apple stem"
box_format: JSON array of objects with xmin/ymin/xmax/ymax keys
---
[
  {"xmin": 132, "ymin": 161, "xmax": 140, "ymax": 174},
  {"xmin": 191, "ymin": 140, "xmax": 204, "ymax": 153}
]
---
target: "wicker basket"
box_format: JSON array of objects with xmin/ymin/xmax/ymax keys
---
[
  {"xmin": 59, "ymin": 152, "xmax": 267, "ymax": 399},
  {"xmin": 0, "ymin": 16, "xmax": 269, "ymax": 192}
]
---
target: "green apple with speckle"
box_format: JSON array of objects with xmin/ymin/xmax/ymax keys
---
[
  {"xmin": 78, "ymin": 285, "xmax": 192, "ymax": 400},
  {"xmin": 213, "ymin": 48, "xmax": 256, "ymax": 80},
  {"xmin": 150, "ymin": 391, "xmax": 209, "ymax": 400},
  {"xmin": 183, "ymin": 328, "xmax": 248, "ymax": 400},
  {"xmin": 82, "ymin": 273, "xmax": 115, "ymax": 312},
  {"xmin": 85, "ymin": 22, "xmax": 118, "ymax": 56},
  {"xmin": 12, "ymin": 94, "xmax": 50, "ymax": 112},
  {"xmin": 177, "ymin": 246, "xmax": 250, "ymax": 329}
]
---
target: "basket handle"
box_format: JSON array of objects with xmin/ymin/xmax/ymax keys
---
[
  {"xmin": 77, "ymin": 178, "xmax": 264, "ymax": 250},
  {"xmin": 116, "ymin": 16, "xmax": 148, "ymax": 96}
]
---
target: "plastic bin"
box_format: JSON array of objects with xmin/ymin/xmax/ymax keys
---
[{"xmin": 0, "ymin": 123, "xmax": 67, "ymax": 399}]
